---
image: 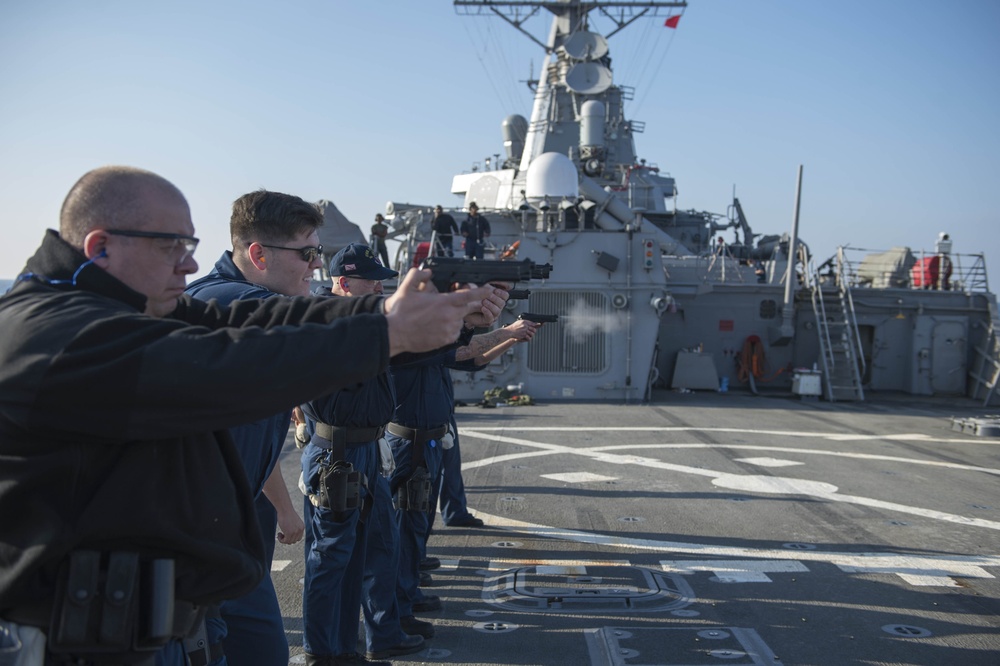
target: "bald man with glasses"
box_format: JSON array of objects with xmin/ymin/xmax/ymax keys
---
[{"xmin": 0, "ymin": 166, "xmax": 507, "ymax": 666}]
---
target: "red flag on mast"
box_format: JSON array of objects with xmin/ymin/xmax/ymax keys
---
[{"xmin": 664, "ymin": 15, "xmax": 681, "ymax": 29}]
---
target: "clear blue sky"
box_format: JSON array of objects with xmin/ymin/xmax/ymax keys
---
[{"xmin": 2, "ymin": 1, "xmax": 998, "ymax": 283}]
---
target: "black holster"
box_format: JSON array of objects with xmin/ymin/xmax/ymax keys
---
[
  {"xmin": 318, "ymin": 459, "xmax": 364, "ymax": 522},
  {"xmin": 387, "ymin": 424, "xmax": 439, "ymax": 513},
  {"xmin": 396, "ymin": 466, "xmax": 432, "ymax": 512},
  {"xmin": 48, "ymin": 551, "xmax": 193, "ymax": 664}
]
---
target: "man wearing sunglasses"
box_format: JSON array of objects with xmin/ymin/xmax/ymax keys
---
[
  {"xmin": 184, "ymin": 189, "xmax": 326, "ymax": 666},
  {"xmin": 0, "ymin": 166, "xmax": 506, "ymax": 666}
]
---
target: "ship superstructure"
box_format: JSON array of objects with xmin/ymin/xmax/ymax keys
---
[{"xmin": 377, "ymin": 0, "xmax": 999, "ymax": 405}]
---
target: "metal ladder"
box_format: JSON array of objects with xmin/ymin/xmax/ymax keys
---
[
  {"xmin": 811, "ymin": 251, "xmax": 866, "ymax": 401},
  {"xmin": 969, "ymin": 300, "xmax": 1000, "ymax": 406}
]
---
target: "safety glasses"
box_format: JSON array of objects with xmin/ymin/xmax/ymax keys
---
[{"xmin": 106, "ymin": 229, "xmax": 199, "ymax": 262}]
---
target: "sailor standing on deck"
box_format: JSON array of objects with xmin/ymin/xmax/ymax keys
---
[
  {"xmin": 459, "ymin": 202, "xmax": 490, "ymax": 260},
  {"xmin": 421, "ymin": 320, "xmax": 539, "ymax": 581},
  {"xmin": 298, "ymin": 243, "xmax": 439, "ymax": 665},
  {"xmin": 386, "ymin": 313, "xmax": 533, "ymax": 612},
  {"xmin": 184, "ymin": 189, "xmax": 321, "ymax": 665},
  {"xmin": 0, "ymin": 165, "xmax": 494, "ymax": 666},
  {"xmin": 370, "ymin": 213, "xmax": 391, "ymax": 269},
  {"xmin": 431, "ymin": 205, "xmax": 459, "ymax": 257},
  {"xmin": 385, "ymin": 353, "xmax": 455, "ymax": 621}
]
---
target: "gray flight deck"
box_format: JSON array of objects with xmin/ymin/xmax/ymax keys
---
[{"xmin": 269, "ymin": 390, "xmax": 1000, "ymax": 665}]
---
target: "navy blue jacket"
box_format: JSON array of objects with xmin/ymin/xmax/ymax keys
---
[
  {"xmin": 388, "ymin": 327, "xmax": 473, "ymax": 429},
  {"xmin": 302, "ymin": 287, "xmax": 397, "ymax": 428},
  {"xmin": 460, "ymin": 215, "xmax": 491, "ymax": 243},
  {"xmin": 185, "ymin": 252, "xmax": 290, "ymax": 496}
]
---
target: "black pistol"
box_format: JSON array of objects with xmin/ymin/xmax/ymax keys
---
[
  {"xmin": 518, "ymin": 312, "xmax": 559, "ymax": 324},
  {"xmin": 420, "ymin": 257, "xmax": 552, "ymax": 293},
  {"xmin": 507, "ymin": 289, "xmax": 531, "ymax": 300}
]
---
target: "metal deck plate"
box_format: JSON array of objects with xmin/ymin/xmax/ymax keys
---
[
  {"xmin": 585, "ymin": 626, "xmax": 782, "ymax": 666},
  {"xmin": 484, "ymin": 563, "xmax": 694, "ymax": 612}
]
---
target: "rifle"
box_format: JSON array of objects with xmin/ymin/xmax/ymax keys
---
[
  {"xmin": 420, "ymin": 257, "xmax": 553, "ymax": 293},
  {"xmin": 518, "ymin": 312, "xmax": 559, "ymax": 324}
]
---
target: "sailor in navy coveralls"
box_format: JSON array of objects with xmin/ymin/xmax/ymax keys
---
[
  {"xmin": 386, "ymin": 344, "xmax": 476, "ymax": 617},
  {"xmin": 299, "ymin": 244, "xmax": 431, "ymax": 664}
]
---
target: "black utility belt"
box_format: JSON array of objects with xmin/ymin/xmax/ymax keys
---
[
  {"xmin": 314, "ymin": 422, "xmax": 383, "ymax": 448},
  {"xmin": 32, "ymin": 551, "xmax": 206, "ymax": 663},
  {"xmin": 386, "ymin": 422, "xmax": 448, "ymax": 445}
]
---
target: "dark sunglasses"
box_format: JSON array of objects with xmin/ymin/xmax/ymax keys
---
[{"xmin": 260, "ymin": 243, "xmax": 324, "ymax": 263}]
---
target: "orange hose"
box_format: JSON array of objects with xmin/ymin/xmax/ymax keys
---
[{"xmin": 737, "ymin": 335, "xmax": 785, "ymax": 384}]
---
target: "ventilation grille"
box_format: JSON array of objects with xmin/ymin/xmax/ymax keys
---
[
  {"xmin": 759, "ymin": 299, "xmax": 778, "ymax": 319},
  {"xmin": 526, "ymin": 291, "xmax": 608, "ymax": 374}
]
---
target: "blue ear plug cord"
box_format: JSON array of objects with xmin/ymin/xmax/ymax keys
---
[{"xmin": 15, "ymin": 250, "xmax": 106, "ymax": 288}]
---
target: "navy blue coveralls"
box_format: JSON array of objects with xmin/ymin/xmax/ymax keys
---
[
  {"xmin": 428, "ymin": 357, "xmax": 482, "ymax": 529},
  {"xmin": 185, "ymin": 252, "xmax": 291, "ymax": 666},
  {"xmin": 460, "ymin": 214, "xmax": 491, "ymax": 259},
  {"xmin": 386, "ymin": 336, "xmax": 471, "ymax": 616},
  {"xmin": 299, "ymin": 290, "xmax": 406, "ymax": 658}
]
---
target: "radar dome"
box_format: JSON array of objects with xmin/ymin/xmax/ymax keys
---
[{"xmin": 525, "ymin": 152, "xmax": 579, "ymax": 210}]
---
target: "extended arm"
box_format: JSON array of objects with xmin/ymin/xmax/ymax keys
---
[
  {"xmin": 471, "ymin": 338, "xmax": 518, "ymax": 366},
  {"xmin": 12, "ymin": 270, "xmax": 489, "ymax": 441},
  {"xmin": 454, "ymin": 318, "xmax": 540, "ymax": 362},
  {"xmin": 263, "ymin": 465, "xmax": 305, "ymax": 545}
]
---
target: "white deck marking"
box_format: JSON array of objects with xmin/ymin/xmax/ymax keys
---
[
  {"xmin": 712, "ymin": 474, "xmax": 839, "ymax": 495},
  {"xmin": 594, "ymin": 443, "xmax": 1000, "ymax": 476},
  {"xmin": 468, "ymin": 511, "xmax": 1000, "ymax": 586},
  {"xmin": 457, "ymin": 426, "xmax": 1000, "ymax": 586},
  {"xmin": 462, "ymin": 430, "xmax": 1000, "ymax": 530},
  {"xmin": 836, "ymin": 560, "xmax": 994, "ymax": 586},
  {"xmin": 660, "ymin": 559, "xmax": 810, "ymax": 583},
  {"xmin": 541, "ymin": 472, "xmax": 618, "ymax": 483},
  {"xmin": 485, "ymin": 558, "xmax": 632, "ymax": 571},
  {"xmin": 462, "ymin": 437, "xmax": 1000, "ymax": 477},
  {"xmin": 895, "ymin": 575, "xmax": 961, "ymax": 587},
  {"xmin": 271, "ymin": 560, "xmax": 291, "ymax": 572},
  {"xmin": 466, "ymin": 425, "xmax": 997, "ymax": 447},
  {"xmin": 734, "ymin": 457, "xmax": 804, "ymax": 467}
]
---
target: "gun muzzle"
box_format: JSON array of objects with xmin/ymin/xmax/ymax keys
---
[
  {"xmin": 518, "ymin": 312, "xmax": 559, "ymax": 324},
  {"xmin": 529, "ymin": 263, "xmax": 553, "ymax": 280}
]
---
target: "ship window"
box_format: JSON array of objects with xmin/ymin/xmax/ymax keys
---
[
  {"xmin": 526, "ymin": 291, "xmax": 608, "ymax": 374},
  {"xmin": 759, "ymin": 299, "xmax": 778, "ymax": 319}
]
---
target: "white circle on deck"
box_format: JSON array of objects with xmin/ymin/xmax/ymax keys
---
[{"xmin": 711, "ymin": 474, "xmax": 838, "ymax": 496}]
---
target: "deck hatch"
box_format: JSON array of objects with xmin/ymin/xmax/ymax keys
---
[{"xmin": 484, "ymin": 564, "xmax": 692, "ymax": 612}]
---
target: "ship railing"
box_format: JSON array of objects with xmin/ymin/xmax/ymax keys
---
[
  {"xmin": 703, "ymin": 245, "xmax": 747, "ymax": 283},
  {"xmin": 829, "ymin": 245, "xmax": 990, "ymax": 293},
  {"xmin": 400, "ymin": 230, "xmax": 540, "ymax": 267},
  {"xmin": 808, "ymin": 256, "xmax": 836, "ymax": 385},
  {"xmin": 836, "ymin": 247, "xmax": 867, "ymax": 390},
  {"xmin": 808, "ymin": 250, "xmax": 867, "ymax": 401}
]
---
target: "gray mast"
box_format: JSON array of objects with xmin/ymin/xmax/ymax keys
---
[{"xmin": 455, "ymin": 0, "xmax": 693, "ymax": 253}]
